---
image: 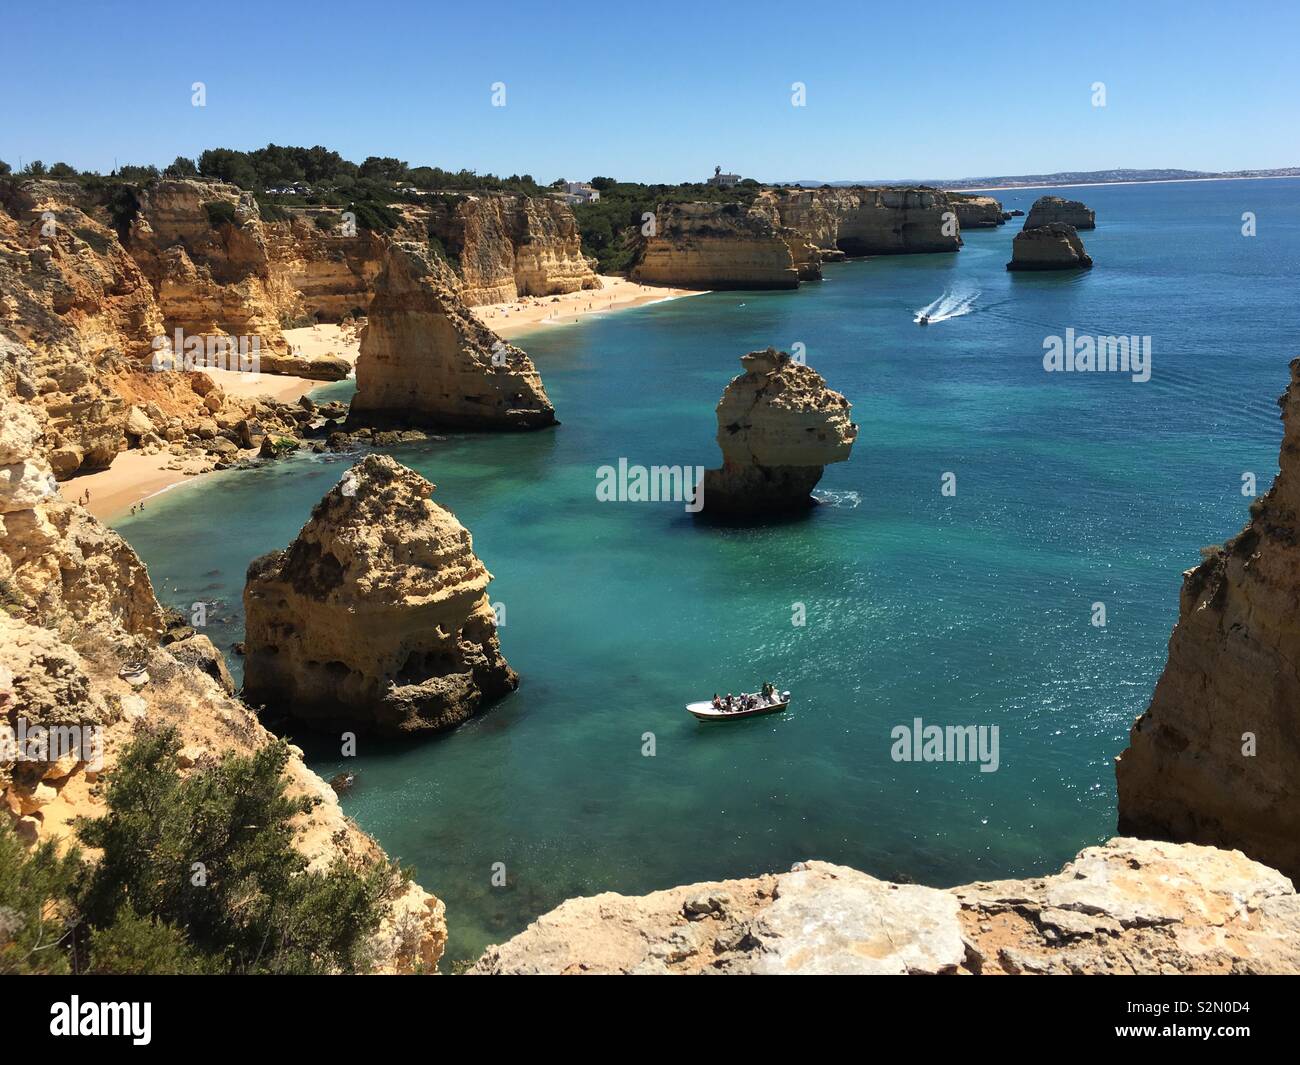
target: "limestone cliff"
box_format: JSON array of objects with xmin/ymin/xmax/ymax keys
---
[
  {"xmin": 1024, "ymin": 195, "xmax": 1096, "ymax": 230},
  {"xmin": 947, "ymin": 192, "xmax": 1007, "ymax": 228},
  {"xmin": 426, "ymin": 193, "xmax": 600, "ymax": 305},
  {"xmin": 471, "ymin": 838, "xmax": 1299, "ymax": 974},
  {"xmin": 0, "ymin": 380, "xmax": 447, "ymax": 972},
  {"xmin": 0, "ymin": 184, "xmax": 161, "ymax": 475},
  {"xmin": 1117, "ymin": 359, "xmax": 1300, "ymax": 881},
  {"xmin": 349, "ymin": 241, "xmax": 556, "ymax": 430},
  {"xmin": 243, "ymin": 454, "xmax": 518, "ymax": 736},
  {"xmin": 127, "ymin": 179, "xmax": 294, "ymax": 355},
  {"xmin": 701, "ymin": 348, "xmax": 857, "ymax": 516},
  {"xmin": 1007, "ymin": 223, "xmax": 1093, "ymax": 271},
  {"xmin": 760, "ymin": 186, "xmax": 962, "ymax": 257},
  {"xmin": 630, "ymin": 202, "xmax": 811, "ymax": 290}
]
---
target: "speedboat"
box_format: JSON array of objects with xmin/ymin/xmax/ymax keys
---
[
  {"xmin": 918, "ymin": 314, "xmax": 930, "ymax": 325},
  {"xmin": 686, "ymin": 691, "xmax": 791, "ymax": 721}
]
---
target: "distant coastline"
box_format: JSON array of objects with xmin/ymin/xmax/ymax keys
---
[{"xmin": 954, "ymin": 174, "xmax": 1300, "ymax": 193}]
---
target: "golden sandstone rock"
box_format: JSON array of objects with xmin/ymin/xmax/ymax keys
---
[
  {"xmin": 702, "ymin": 348, "xmax": 858, "ymax": 516},
  {"xmin": 1006, "ymin": 223, "xmax": 1093, "ymax": 271},
  {"xmin": 471, "ymin": 838, "xmax": 1300, "ymax": 975},
  {"xmin": 631, "ymin": 201, "xmax": 810, "ymax": 290},
  {"xmin": 243, "ymin": 454, "xmax": 518, "ymax": 736},
  {"xmin": 350, "ymin": 241, "xmax": 556, "ymax": 430},
  {"xmin": 760, "ymin": 185, "xmax": 963, "ymax": 257},
  {"xmin": 1024, "ymin": 194, "xmax": 1096, "ymax": 230},
  {"xmin": 1118, "ymin": 358, "xmax": 1300, "ymax": 882}
]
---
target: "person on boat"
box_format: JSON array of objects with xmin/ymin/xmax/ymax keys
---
[
  {"xmin": 761, "ymin": 682, "xmax": 774, "ymax": 702},
  {"xmin": 725, "ymin": 693, "xmax": 734, "ymax": 711},
  {"xmin": 711, "ymin": 693, "xmax": 722, "ymax": 710}
]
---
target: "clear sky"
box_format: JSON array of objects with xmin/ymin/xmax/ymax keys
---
[{"xmin": 4, "ymin": 0, "xmax": 1298, "ymax": 184}]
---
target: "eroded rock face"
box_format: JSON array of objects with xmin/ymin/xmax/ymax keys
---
[
  {"xmin": 426, "ymin": 193, "xmax": 600, "ymax": 305},
  {"xmin": 0, "ymin": 188, "xmax": 162, "ymax": 475},
  {"xmin": 470, "ymin": 838, "xmax": 1300, "ymax": 975},
  {"xmin": 761, "ymin": 186, "xmax": 963, "ymax": 256},
  {"xmin": 243, "ymin": 454, "xmax": 518, "ymax": 735},
  {"xmin": 947, "ymin": 192, "xmax": 1007, "ymax": 228},
  {"xmin": 1024, "ymin": 195, "xmax": 1095, "ymax": 230},
  {"xmin": 701, "ymin": 348, "xmax": 857, "ymax": 516},
  {"xmin": 350, "ymin": 241, "xmax": 556, "ymax": 430},
  {"xmin": 630, "ymin": 202, "xmax": 811, "ymax": 290},
  {"xmin": 0, "ymin": 375, "xmax": 163, "ymax": 636},
  {"xmin": 1007, "ymin": 223, "xmax": 1093, "ymax": 271},
  {"xmin": 1117, "ymin": 359, "xmax": 1300, "ymax": 882}
]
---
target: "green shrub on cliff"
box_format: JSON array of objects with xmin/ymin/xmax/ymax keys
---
[
  {"xmin": 0, "ymin": 728, "xmax": 402, "ymax": 974},
  {"xmin": 0, "ymin": 822, "xmax": 84, "ymax": 974},
  {"xmin": 203, "ymin": 200, "xmax": 239, "ymax": 229}
]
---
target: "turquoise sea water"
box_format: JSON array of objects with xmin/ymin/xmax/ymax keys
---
[{"xmin": 117, "ymin": 178, "xmax": 1300, "ymax": 964}]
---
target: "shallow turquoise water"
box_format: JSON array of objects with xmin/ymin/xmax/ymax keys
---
[{"xmin": 118, "ymin": 178, "xmax": 1300, "ymax": 964}]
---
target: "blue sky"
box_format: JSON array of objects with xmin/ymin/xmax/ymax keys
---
[{"xmin": 4, "ymin": 0, "xmax": 1298, "ymax": 183}]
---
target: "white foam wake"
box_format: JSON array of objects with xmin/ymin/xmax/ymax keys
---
[{"xmin": 915, "ymin": 287, "xmax": 980, "ymax": 324}]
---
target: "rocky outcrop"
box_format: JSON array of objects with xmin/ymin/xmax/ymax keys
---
[
  {"xmin": 1024, "ymin": 195, "xmax": 1095, "ymax": 230},
  {"xmin": 1006, "ymin": 223, "xmax": 1093, "ymax": 271},
  {"xmin": 243, "ymin": 454, "xmax": 518, "ymax": 736},
  {"xmin": 947, "ymin": 192, "xmax": 1007, "ymax": 228},
  {"xmin": 471, "ymin": 838, "xmax": 1300, "ymax": 975},
  {"xmin": 0, "ymin": 376, "xmax": 446, "ymax": 972},
  {"xmin": 426, "ymin": 194, "xmax": 600, "ymax": 305},
  {"xmin": 1117, "ymin": 359, "xmax": 1300, "ymax": 882},
  {"xmin": 760, "ymin": 186, "xmax": 962, "ymax": 257},
  {"xmin": 630, "ymin": 202, "xmax": 811, "ymax": 290},
  {"xmin": 349, "ymin": 241, "xmax": 556, "ymax": 430},
  {"xmin": 701, "ymin": 348, "xmax": 857, "ymax": 516}
]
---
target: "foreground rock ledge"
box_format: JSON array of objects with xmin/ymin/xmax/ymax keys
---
[
  {"xmin": 701, "ymin": 348, "xmax": 857, "ymax": 517},
  {"xmin": 243, "ymin": 453, "xmax": 518, "ymax": 735},
  {"xmin": 470, "ymin": 838, "xmax": 1300, "ymax": 975}
]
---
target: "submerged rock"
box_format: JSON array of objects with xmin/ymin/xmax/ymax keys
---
[
  {"xmin": 1117, "ymin": 358, "xmax": 1300, "ymax": 882},
  {"xmin": 1006, "ymin": 223, "xmax": 1093, "ymax": 271},
  {"xmin": 242, "ymin": 453, "xmax": 518, "ymax": 736},
  {"xmin": 1024, "ymin": 195, "xmax": 1096, "ymax": 230},
  {"xmin": 470, "ymin": 838, "xmax": 1300, "ymax": 975},
  {"xmin": 700, "ymin": 348, "xmax": 857, "ymax": 517},
  {"xmin": 348, "ymin": 241, "xmax": 556, "ymax": 431}
]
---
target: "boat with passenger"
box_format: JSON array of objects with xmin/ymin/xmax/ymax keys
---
[{"xmin": 686, "ymin": 685, "xmax": 790, "ymax": 721}]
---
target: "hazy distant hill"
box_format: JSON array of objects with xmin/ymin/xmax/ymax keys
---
[{"xmin": 780, "ymin": 167, "xmax": 1300, "ymax": 189}]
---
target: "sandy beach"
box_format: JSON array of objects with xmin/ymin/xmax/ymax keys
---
[
  {"xmin": 474, "ymin": 275, "xmax": 706, "ymax": 338},
  {"xmin": 60, "ymin": 324, "xmax": 360, "ymax": 522}
]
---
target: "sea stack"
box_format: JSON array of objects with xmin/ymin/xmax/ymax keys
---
[
  {"xmin": 1116, "ymin": 359, "xmax": 1300, "ymax": 882},
  {"xmin": 1006, "ymin": 223, "xmax": 1093, "ymax": 271},
  {"xmin": 700, "ymin": 348, "xmax": 857, "ymax": 517},
  {"xmin": 243, "ymin": 454, "xmax": 518, "ymax": 736},
  {"xmin": 349, "ymin": 241, "xmax": 556, "ymax": 430},
  {"xmin": 1024, "ymin": 195, "xmax": 1096, "ymax": 230}
]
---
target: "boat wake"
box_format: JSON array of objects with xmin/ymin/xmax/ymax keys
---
[
  {"xmin": 915, "ymin": 287, "xmax": 979, "ymax": 324},
  {"xmin": 813, "ymin": 489, "xmax": 861, "ymax": 509}
]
